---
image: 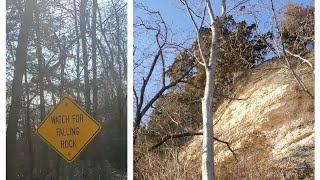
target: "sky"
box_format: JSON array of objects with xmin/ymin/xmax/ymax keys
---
[
  {"xmin": 135, "ymin": 0, "xmax": 314, "ymax": 44},
  {"xmin": 134, "ymin": 0, "xmax": 313, "ymax": 40},
  {"xmin": 133, "ymin": 0, "xmax": 314, "ymax": 125}
]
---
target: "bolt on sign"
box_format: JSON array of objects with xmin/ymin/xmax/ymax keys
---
[{"xmin": 37, "ymin": 97, "xmax": 101, "ymax": 162}]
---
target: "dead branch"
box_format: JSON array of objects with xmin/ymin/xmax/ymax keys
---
[
  {"xmin": 270, "ymin": 0, "xmax": 313, "ymax": 99},
  {"xmin": 181, "ymin": 0, "xmax": 207, "ymax": 67},
  {"xmin": 147, "ymin": 132, "xmax": 238, "ymax": 162},
  {"xmin": 226, "ymin": 0, "xmax": 251, "ymax": 15},
  {"xmin": 285, "ymin": 49, "xmax": 313, "ymax": 68}
]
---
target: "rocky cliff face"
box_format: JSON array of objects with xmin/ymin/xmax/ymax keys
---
[{"xmin": 180, "ymin": 58, "xmax": 314, "ymax": 179}]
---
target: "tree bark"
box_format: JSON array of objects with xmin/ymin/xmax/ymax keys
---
[
  {"xmin": 7, "ymin": 0, "xmax": 34, "ymax": 179},
  {"xmin": 202, "ymin": 68, "xmax": 215, "ymax": 180},
  {"xmin": 73, "ymin": 0, "xmax": 81, "ymax": 103},
  {"xmin": 92, "ymin": 0, "xmax": 98, "ymax": 119},
  {"xmin": 113, "ymin": 1, "xmax": 125, "ymax": 155},
  {"xmin": 80, "ymin": 0, "xmax": 91, "ymax": 112},
  {"xmin": 80, "ymin": 0, "xmax": 90, "ymax": 177},
  {"xmin": 201, "ymin": 1, "xmax": 219, "ymax": 179},
  {"xmin": 59, "ymin": 39, "xmax": 66, "ymax": 98},
  {"xmin": 24, "ymin": 72, "xmax": 33, "ymax": 180},
  {"xmin": 182, "ymin": 0, "xmax": 220, "ymax": 179},
  {"xmin": 91, "ymin": 1, "xmax": 99, "ymax": 178},
  {"xmin": 35, "ymin": 2, "xmax": 49, "ymax": 178}
]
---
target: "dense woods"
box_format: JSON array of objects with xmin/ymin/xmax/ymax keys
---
[
  {"xmin": 6, "ymin": 0, "xmax": 127, "ymax": 179},
  {"xmin": 134, "ymin": 1, "xmax": 314, "ymax": 179}
]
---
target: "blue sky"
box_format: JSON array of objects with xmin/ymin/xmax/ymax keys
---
[
  {"xmin": 135, "ymin": 0, "xmax": 314, "ymax": 39},
  {"xmin": 133, "ymin": 0, "xmax": 314, "ymax": 124},
  {"xmin": 134, "ymin": 0, "xmax": 314, "ymax": 39}
]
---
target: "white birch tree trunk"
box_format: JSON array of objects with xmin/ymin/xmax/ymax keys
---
[
  {"xmin": 183, "ymin": 0, "xmax": 223, "ymax": 179},
  {"xmin": 202, "ymin": 20, "xmax": 218, "ymax": 180},
  {"xmin": 201, "ymin": 68, "xmax": 214, "ymax": 180}
]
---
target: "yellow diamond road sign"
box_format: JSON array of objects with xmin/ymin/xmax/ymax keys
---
[{"xmin": 37, "ymin": 97, "xmax": 101, "ymax": 162}]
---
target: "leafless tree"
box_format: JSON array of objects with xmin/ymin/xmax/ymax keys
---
[
  {"xmin": 6, "ymin": 0, "xmax": 127, "ymax": 178},
  {"xmin": 181, "ymin": 0, "xmax": 226, "ymax": 179},
  {"xmin": 7, "ymin": 0, "xmax": 34, "ymax": 178},
  {"xmin": 133, "ymin": 4, "xmax": 195, "ymax": 143}
]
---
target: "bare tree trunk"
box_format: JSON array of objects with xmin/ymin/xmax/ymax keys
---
[
  {"xmin": 114, "ymin": 2, "xmax": 127, "ymax": 168},
  {"xmin": 202, "ymin": 69, "xmax": 215, "ymax": 180},
  {"xmin": 80, "ymin": 0, "xmax": 91, "ymax": 112},
  {"xmin": 35, "ymin": 2, "xmax": 49, "ymax": 177},
  {"xmin": 59, "ymin": 40, "xmax": 66, "ymax": 98},
  {"xmin": 24, "ymin": 71, "xmax": 33, "ymax": 180},
  {"xmin": 92, "ymin": 0, "xmax": 98, "ymax": 119},
  {"xmin": 182, "ymin": 0, "xmax": 222, "ymax": 179},
  {"xmin": 112, "ymin": 0, "xmax": 124, "ymax": 145},
  {"xmin": 73, "ymin": 0, "xmax": 81, "ymax": 102},
  {"xmin": 91, "ymin": 1, "xmax": 99, "ymax": 178},
  {"xmin": 35, "ymin": 0, "xmax": 45, "ymax": 127},
  {"xmin": 45, "ymin": 75, "xmax": 57, "ymax": 106},
  {"xmin": 7, "ymin": 0, "xmax": 33, "ymax": 179},
  {"xmin": 80, "ymin": 0, "xmax": 90, "ymax": 176},
  {"xmin": 201, "ymin": 2, "xmax": 219, "ymax": 179}
]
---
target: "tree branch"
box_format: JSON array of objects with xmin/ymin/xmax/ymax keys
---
[
  {"xmin": 221, "ymin": 0, "xmax": 226, "ymax": 19},
  {"xmin": 182, "ymin": 0, "xmax": 208, "ymax": 67},
  {"xmin": 206, "ymin": 0, "xmax": 215, "ymax": 24},
  {"xmin": 285, "ymin": 49, "xmax": 313, "ymax": 68},
  {"xmin": 226, "ymin": 0, "xmax": 250, "ymax": 15},
  {"xmin": 270, "ymin": 0, "xmax": 313, "ymax": 99},
  {"xmin": 140, "ymin": 64, "xmax": 196, "ymax": 117},
  {"xmin": 147, "ymin": 132, "xmax": 238, "ymax": 162}
]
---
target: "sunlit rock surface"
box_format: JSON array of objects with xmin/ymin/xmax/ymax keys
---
[{"xmin": 181, "ymin": 58, "xmax": 314, "ymax": 179}]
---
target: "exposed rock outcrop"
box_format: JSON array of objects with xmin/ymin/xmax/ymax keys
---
[{"xmin": 181, "ymin": 58, "xmax": 314, "ymax": 179}]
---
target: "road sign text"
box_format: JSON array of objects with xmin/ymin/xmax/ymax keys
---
[{"xmin": 37, "ymin": 97, "xmax": 101, "ymax": 162}]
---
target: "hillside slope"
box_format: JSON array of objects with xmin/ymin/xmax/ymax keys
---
[{"xmin": 180, "ymin": 58, "xmax": 314, "ymax": 179}]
